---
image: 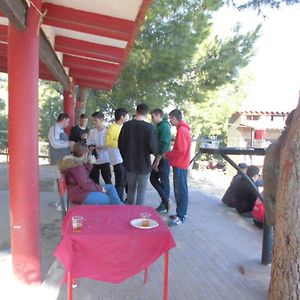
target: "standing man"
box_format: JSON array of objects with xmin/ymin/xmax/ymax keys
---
[
  {"xmin": 48, "ymin": 113, "xmax": 75, "ymax": 165},
  {"xmin": 105, "ymin": 108, "xmax": 129, "ymax": 201},
  {"xmin": 150, "ymin": 109, "xmax": 171, "ymax": 213},
  {"xmin": 87, "ymin": 111, "xmax": 112, "ymax": 185},
  {"xmin": 118, "ymin": 103, "xmax": 157, "ymax": 205},
  {"xmin": 165, "ymin": 109, "xmax": 191, "ymax": 226},
  {"xmin": 69, "ymin": 113, "xmax": 89, "ymax": 143}
]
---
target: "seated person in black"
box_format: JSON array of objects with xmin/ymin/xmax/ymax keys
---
[
  {"xmin": 235, "ymin": 165, "xmax": 260, "ymax": 215},
  {"xmin": 221, "ymin": 163, "xmax": 248, "ymax": 207},
  {"xmin": 69, "ymin": 113, "xmax": 89, "ymax": 143}
]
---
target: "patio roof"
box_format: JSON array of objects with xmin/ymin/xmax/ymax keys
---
[{"xmin": 0, "ymin": 0, "xmax": 152, "ymax": 91}]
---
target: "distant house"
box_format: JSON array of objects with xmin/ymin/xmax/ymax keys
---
[
  {"xmin": 227, "ymin": 111, "xmax": 290, "ymax": 168},
  {"xmin": 228, "ymin": 111, "xmax": 290, "ymax": 147}
]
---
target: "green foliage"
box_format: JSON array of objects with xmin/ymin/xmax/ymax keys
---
[
  {"xmin": 183, "ymin": 75, "xmax": 248, "ymax": 141},
  {"xmin": 39, "ymin": 80, "xmax": 64, "ymax": 141},
  {"xmin": 229, "ymin": 0, "xmax": 299, "ymax": 10},
  {"xmin": 89, "ymin": 0, "xmax": 260, "ymax": 122},
  {"xmin": 0, "ymin": 76, "xmax": 8, "ymax": 150}
]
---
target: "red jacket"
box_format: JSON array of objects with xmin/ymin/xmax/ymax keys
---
[{"xmin": 165, "ymin": 120, "xmax": 191, "ymax": 169}]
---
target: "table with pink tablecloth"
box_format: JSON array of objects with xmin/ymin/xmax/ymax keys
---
[{"xmin": 54, "ymin": 205, "xmax": 176, "ymax": 299}]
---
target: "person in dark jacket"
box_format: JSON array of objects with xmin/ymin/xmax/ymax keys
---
[
  {"xmin": 58, "ymin": 142, "xmax": 122, "ymax": 205},
  {"xmin": 165, "ymin": 109, "xmax": 191, "ymax": 226},
  {"xmin": 69, "ymin": 113, "xmax": 89, "ymax": 143},
  {"xmin": 150, "ymin": 108, "xmax": 171, "ymax": 213},
  {"xmin": 118, "ymin": 103, "xmax": 158, "ymax": 205},
  {"xmin": 235, "ymin": 165, "xmax": 260, "ymax": 215},
  {"xmin": 221, "ymin": 163, "xmax": 248, "ymax": 207}
]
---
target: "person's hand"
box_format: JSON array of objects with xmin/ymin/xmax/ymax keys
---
[
  {"xmin": 81, "ymin": 133, "xmax": 88, "ymax": 140},
  {"xmin": 88, "ymin": 155, "xmax": 96, "ymax": 164}
]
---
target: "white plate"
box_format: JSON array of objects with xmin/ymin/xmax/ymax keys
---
[{"xmin": 130, "ymin": 218, "xmax": 159, "ymax": 229}]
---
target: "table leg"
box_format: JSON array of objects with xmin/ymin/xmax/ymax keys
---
[
  {"xmin": 67, "ymin": 271, "xmax": 73, "ymax": 300},
  {"xmin": 163, "ymin": 251, "xmax": 169, "ymax": 300},
  {"xmin": 144, "ymin": 267, "xmax": 148, "ymax": 284}
]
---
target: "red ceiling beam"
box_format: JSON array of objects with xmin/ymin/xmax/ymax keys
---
[
  {"xmin": 0, "ymin": 25, "xmax": 7, "ymax": 43},
  {"xmin": 76, "ymin": 79, "xmax": 112, "ymax": 91},
  {"xmin": 69, "ymin": 68, "xmax": 117, "ymax": 84},
  {"xmin": 63, "ymin": 55, "xmax": 120, "ymax": 75},
  {"xmin": 39, "ymin": 72, "xmax": 56, "ymax": 82},
  {"xmin": 121, "ymin": 0, "xmax": 153, "ymax": 69},
  {"xmin": 0, "ymin": 42, "xmax": 7, "ymax": 56},
  {"xmin": 55, "ymin": 36, "xmax": 125, "ymax": 63},
  {"xmin": 42, "ymin": 3, "xmax": 135, "ymax": 41}
]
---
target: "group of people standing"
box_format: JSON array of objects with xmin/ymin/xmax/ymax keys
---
[{"xmin": 48, "ymin": 103, "xmax": 191, "ymax": 226}]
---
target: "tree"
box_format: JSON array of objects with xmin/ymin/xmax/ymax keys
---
[
  {"xmin": 39, "ymin": 80, "xmax": 63, "ymax": 141},
  {"xmin": 266, "ymin": 96, "xmax": 300, "ymax": 299},
  {"xmin": 230, "ymin": 0, "xmax": 299, "ymax": 10},
  {"xmin": 89, "ymin": 0, "xmax": 260, "ymax": 125},
  {"xmin": 75, "ymin": 87, "xmax": 91, "ymax": 123}
]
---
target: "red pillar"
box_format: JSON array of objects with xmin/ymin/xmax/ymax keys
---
[
  {"xmin": 63, "ymin": 82, "xmax": 75, "ymax": 135},
  {"xmin": 8, "ymin": 0, "xmax": 41, "ymax": 283}
]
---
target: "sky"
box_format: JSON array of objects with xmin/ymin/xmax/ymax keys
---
[{"xmin": 213, "ymin": 4, "xmax": 300, "ymax": 112}]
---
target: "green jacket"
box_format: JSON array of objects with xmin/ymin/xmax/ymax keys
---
[{"xmin": 156, "ymin": 119, "xmax": 171, "ymax": 155}]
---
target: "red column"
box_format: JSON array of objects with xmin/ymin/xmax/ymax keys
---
[
  {"xmin": 63, "ymin": 82, "xmax": 75, "ymax": 135},
  {"xmin": 8, "ymin": 0, "xmax": 41, "ymax": 283}
]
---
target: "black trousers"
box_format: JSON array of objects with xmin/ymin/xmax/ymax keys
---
[
  {"xmin": 113, "ymin": 163, "xmax": 127, "ymax": 201},
  {"xmin": 90, "ymin": 163, "xmax": 112, "ymax": 185}
]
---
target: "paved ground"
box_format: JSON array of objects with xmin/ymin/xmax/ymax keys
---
[{"xmin": 0, "ymin": 164, "xmax": 270, "ymax": 299}]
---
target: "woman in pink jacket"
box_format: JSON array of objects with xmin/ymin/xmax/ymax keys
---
[{"xmin": 59, "ymin": 142, "xmax": 122, "ymax": 205}]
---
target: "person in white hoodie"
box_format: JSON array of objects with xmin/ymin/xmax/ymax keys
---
[{"xmin": 87, "ymin": 111, "xmax": 112, "ymax": 185}]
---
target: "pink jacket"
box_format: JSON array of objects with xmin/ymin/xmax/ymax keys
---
[{"xmin": 59, "ymin": 156, "xmax": 104, "ymax": 204}]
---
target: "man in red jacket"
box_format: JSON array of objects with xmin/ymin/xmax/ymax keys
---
[{"xmin": 165, "ymin": 109, "xmax": 191, "ymax": 226}]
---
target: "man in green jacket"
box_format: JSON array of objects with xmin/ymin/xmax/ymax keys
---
[{"xmin": 150, "ymin": 109, "xmax": 171, "ymax": 213}]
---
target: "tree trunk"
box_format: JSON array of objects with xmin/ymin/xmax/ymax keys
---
[
  {"xmin": 269, "ymin": 97, "xmax": 300, "ymax": 299},
  {"xmin": 75, "ymin": 87, "xmax": 90, "ymax": 123}
]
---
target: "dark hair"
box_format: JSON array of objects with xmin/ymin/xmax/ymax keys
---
[
  {"xmin": 73, "ymin": 142, "xmax": 88, "ymax": 158},
  {"xmin": 115, "ymin": 108, "xmax": 128, "ymax": 121},
  {"xmin": 136, "ymin": 103, "xmax": 149, "ymax": 116},
  {"xmin": 150, "ymin": 108, "xmax": 163, "ymax": 118},
  {"xmin": 57, "ymin": 113, "xmax": 70, "ymax": 122},
  {"xmin": 91, "ymin": 111, "xmax": 104, "ymax": 120},
  {"xmin": 246, "ymin": 165, "xmax": 260, "ymax": 178},
  {"xmin": 169, "ymin": 109, "xmax": 182, "ymax": 121},
  {"xmin": 80, "ymin": 113, "xmax": 88, "ymax": 119}
]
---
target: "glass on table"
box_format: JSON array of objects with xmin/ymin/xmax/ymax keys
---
[
  {"xmin": 140, "ymin": 212, "xmax": 151, "ymax": 227},
  {"xmin": 72, "ymin": 216, "xmax": 84, "ymax": 232}
]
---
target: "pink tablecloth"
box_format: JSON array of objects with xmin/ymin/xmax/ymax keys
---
[{"xmin": 54, "ymin": 205, "xmax": 176, "ymax": 283}]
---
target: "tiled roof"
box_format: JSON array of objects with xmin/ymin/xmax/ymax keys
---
[{"xmin": 237, "ymin": 111, "xmax": 290, "ymax": 116}]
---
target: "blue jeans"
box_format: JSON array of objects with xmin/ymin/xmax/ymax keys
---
[
  {"xmin": 173, "ymin": 167, "xmax": 188, "ymax": 220},
  {"xmin": 150, "ymin": 158, "xmax": 170, "ymax": 206},
  {"xmin": 83, "ymin": 184, "xmax": 122, "ymax": 205},
  {"xmin": 126, "ymin": 172, "xmax": 149, "ymax": 205}
]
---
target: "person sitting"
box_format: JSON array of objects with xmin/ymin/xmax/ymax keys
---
[
  {"xmin": 252, "ymin": 191, "xmax": 264, "ymax": 229},
  {"xmin": 58, "ymin": 141, "xmax": 122, "ymax": 206},
  {"xmin": 221, "ymin": 163, "xmax": 248, "ymax": 207},
  {"xmin": 235, "ymin": 165, "xmax": 260, "ymax": 215}
]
